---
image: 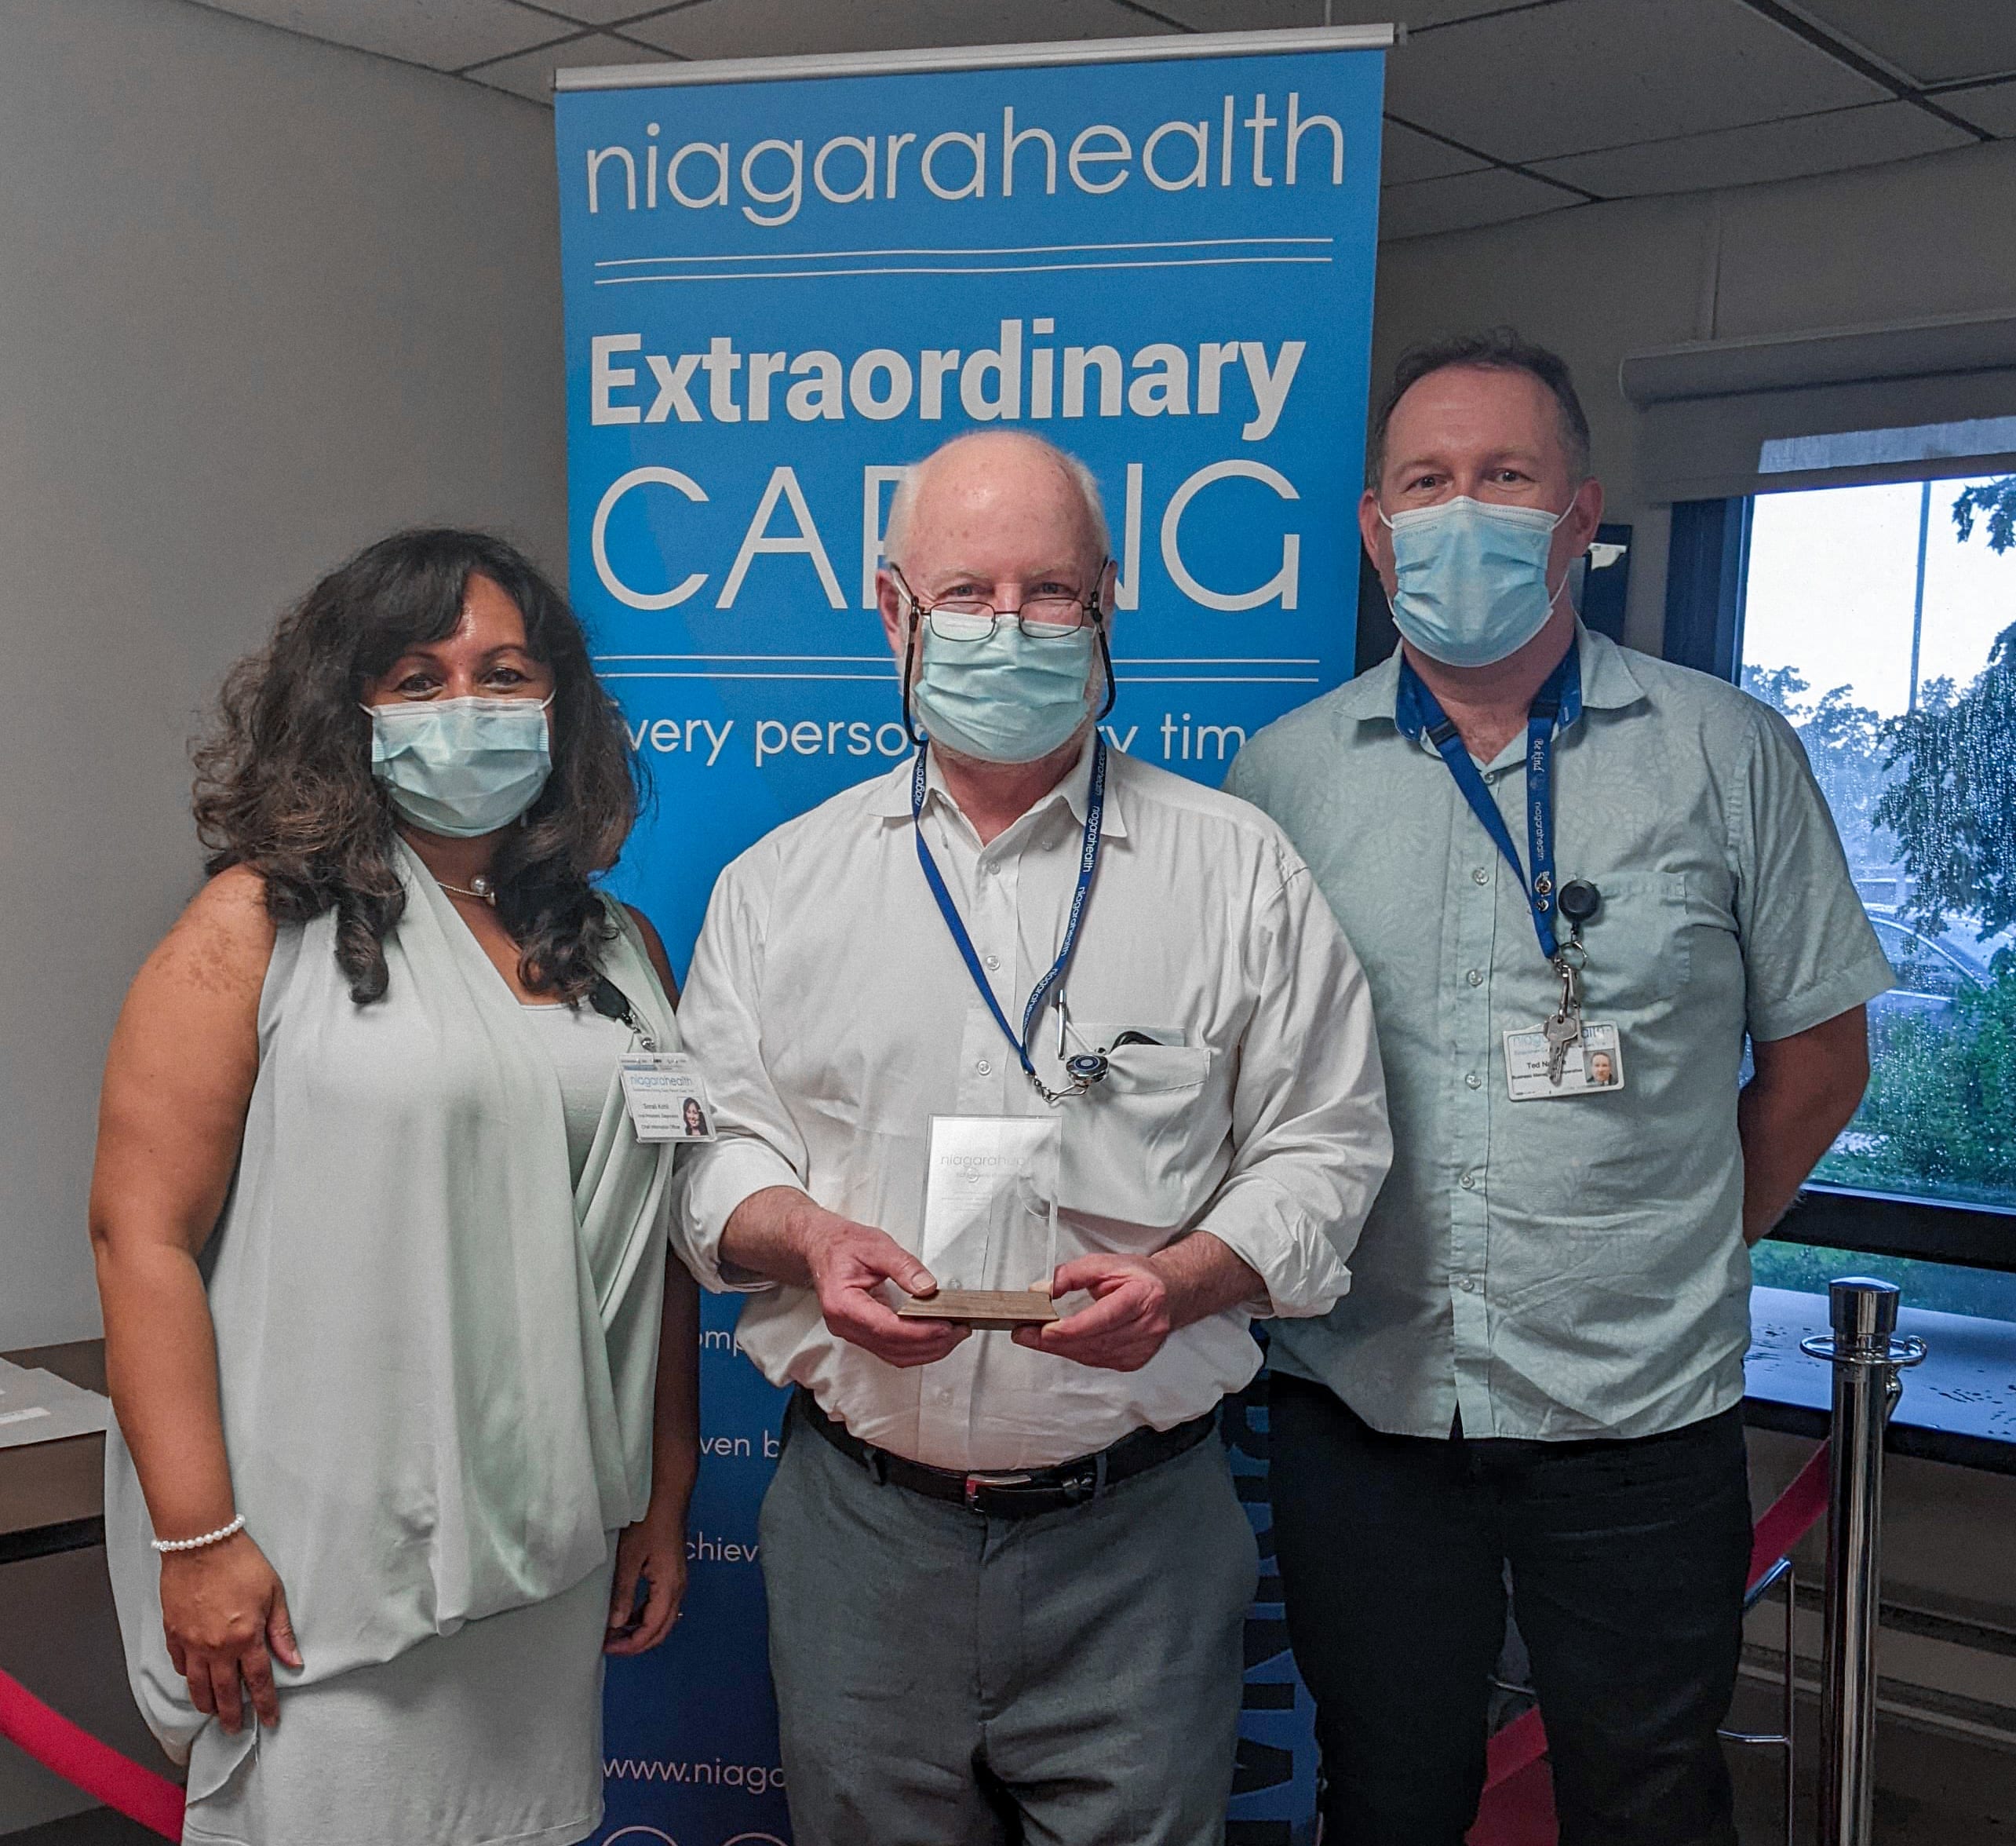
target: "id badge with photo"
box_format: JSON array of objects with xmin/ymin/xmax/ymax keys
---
[
  {"xmin": 1504, "ymin": 1021, "xmax": 1627, "ymax": 1101},
  {"xmin": 618, "ymin": 1052, "xmax": 717, "ymax": 1141}
]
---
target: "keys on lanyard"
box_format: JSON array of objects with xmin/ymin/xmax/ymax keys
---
[
  {"xmin": 910, "ymin": 738, "xmax": 1109, "ymax": 1106},
  {"xmin": 1542, "ymin": 877, "xmax": 1605, "ymax": 1084},
  {"xmin": 1396, "ymin": 644, "xmax": 1605, "ymax": 1089},
  {"xmin": 1540, "ymin": 969, "xmax": 1583, "ymax": 1087}
]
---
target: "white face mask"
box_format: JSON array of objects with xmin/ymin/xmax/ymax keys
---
[
  {"xmin": 363, "ymin": 695, "xmax": 553, "ymax": 838},
  {"xmin": 1382, "ymin": 496, "xmax": 1571, "ymax": 668}
]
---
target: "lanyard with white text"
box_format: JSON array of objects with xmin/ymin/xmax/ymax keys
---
[
  {"xmin": 911, "ymin": 738, "xmax": 1107, "ymax": 1105},
  {"xmin": 1394, "ymin": 643, "xmax": 1582, "ymax": 962}
]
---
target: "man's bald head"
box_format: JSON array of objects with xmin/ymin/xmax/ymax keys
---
[{"xmin": 884, "ymin": 431, "xmax": 1109, "ymax": 578}]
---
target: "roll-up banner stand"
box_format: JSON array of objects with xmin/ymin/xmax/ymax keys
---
[{"xmin": 554, "ymin": 27, "xmax": 1389, "ymax": 1844}]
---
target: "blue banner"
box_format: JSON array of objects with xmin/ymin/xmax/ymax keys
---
[{"xmin": 556, "ymin": 34, "xmax": 1384, "ymax": 1846}]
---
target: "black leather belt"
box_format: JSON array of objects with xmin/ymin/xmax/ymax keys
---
[{"xmin": 791, "ymin": 1388, "xmax": 1216, "ymax": 1519}]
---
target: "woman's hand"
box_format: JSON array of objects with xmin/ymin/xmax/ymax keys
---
[
  {"xmin": 607, "ymin": 1251, "xmax": 698, "ymax": 1657},
  {"xmin": 604, "ymin": 1503, "xmax": 689, "ymax": 1656},
  {"xmin": 159, "ymin": 1533, "xmax": 301, "ymax": 1732}
]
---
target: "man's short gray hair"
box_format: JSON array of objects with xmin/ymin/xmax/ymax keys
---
[
  {"xmin": 883, "ymin": 430, "xmax": 1111, "ymax": 571},
  {"xmin": 1370, "ymin": 327, "xmax": 1591, "ymax": 484}
]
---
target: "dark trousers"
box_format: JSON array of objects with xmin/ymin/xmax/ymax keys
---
[{"xmin": 1269, "ymin": 1375, "xmax": 1752, "ymax": 1846}]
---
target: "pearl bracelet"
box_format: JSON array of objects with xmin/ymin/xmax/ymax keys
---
[{"xmin": 151, "ymin": 1514, "xmax": 246, "ymax": 1554}]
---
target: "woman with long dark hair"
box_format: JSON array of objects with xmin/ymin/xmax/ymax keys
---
[{"xmin": 89, "ymin": 530, "xmax": 699, "ymax": 1846}]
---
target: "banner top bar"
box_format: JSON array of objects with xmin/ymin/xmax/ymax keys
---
[{"xmin": 553, "ymin": 24, "xmax": 1398, "ymax": 93}]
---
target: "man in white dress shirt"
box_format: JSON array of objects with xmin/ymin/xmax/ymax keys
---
[{"xmin": 673, "ymin": 429, "xmax": 1391, "ymax": 1846}]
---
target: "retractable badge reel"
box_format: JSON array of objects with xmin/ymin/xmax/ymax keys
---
[
  {"xmin": 1064, "ymin": 1051, "xmax": 1110, "ymax": 1087},
  {"xmin": 1557, "ymin": 878, "xmax": 1602, "ymax": 933}
]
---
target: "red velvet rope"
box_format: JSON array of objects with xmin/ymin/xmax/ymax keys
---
[
  {"xmin": 0, "ymin": 1667, "xmax": 184, "ymax": 1840},
  {"xmin": 1467, "ymin": 1437, "xmax": 1834, "ymax": 1846},
  {"xmin": 0, "ymin": 1440, "xmax": 1837, "ymax": 1846}
]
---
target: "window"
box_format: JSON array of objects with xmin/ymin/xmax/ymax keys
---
[
  {"xmin": 1750, "ymin": 1243, "xmax": 2016, "ymax": 1326},
  {"xmin": 1735, "ymin": 475, "xmax": 2016, "ymax": 1309}
]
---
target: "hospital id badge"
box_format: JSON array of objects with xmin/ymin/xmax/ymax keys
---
[
  {"xmin": 618, "ymin": 1052, "xmax": 716, "ymax": 1141},
  {"xmin": 1504, "ymin": 1021, "xmax": 1626, "ymax": 1100}
]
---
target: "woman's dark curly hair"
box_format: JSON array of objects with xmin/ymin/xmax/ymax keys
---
[{"xmin": 193, "ymin": 528, "xmax": 644, "ymax": 1004}]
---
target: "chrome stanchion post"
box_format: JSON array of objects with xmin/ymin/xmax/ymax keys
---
[{"xmin": 1801, "ymin": 1278, "xmax": 1927, "ymax": 1846}]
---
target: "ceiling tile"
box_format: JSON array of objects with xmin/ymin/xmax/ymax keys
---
[
  {"xmin": 1795, "ymin": 2, "xmax": 2016, "ymax": 87},
  {"xmin": 463, "ymin": 28, "xmax": 673, "ymax": 98},
  {"xmin": 1124, "ymin": 0, "xmax": 1324, "ymax": 26},
  {"xmin": 1941, "ymin": 78, "xmax": 2016, "ymax": 137},
  {"xmin": 1140, "ymin": 0, "xmax": 1537, "ymax": 27},
  {"xmin": 1382, "ymin": 116, "xmax": 1490, "ymax": 182},
  {"xmin": 528, "ymin": 1, "xmax": 705, "ymax": 22},
  {"xmin": 1378, "ymin": 166, "xmax": 1578, "ymax": 239},
  {"xmin": 621, "ymin": 0, "xmax": 1179, "ymax": 60},
  {"xmin": 1532, "ymin": 99, "xmax": 1974, "ymax": 197},
  {"xmin": 1385, "ymin": 0, "xmax": 1884, "ymax": 165},
  {"xmin": 197, "ymin": 0, "xmax": 561, "ymax": 71}
]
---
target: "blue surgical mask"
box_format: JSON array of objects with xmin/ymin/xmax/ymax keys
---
[
  {"xmin": 1383, "ymin": 496, "xmax": 1571, "ymax": 669},
  {"xmin": 364, "ymin": 695, "xmax": 553, "ymax": 838},
  {"xmin": 912, "ymin": 622, "xmax": 1097, "ymax": 764}
]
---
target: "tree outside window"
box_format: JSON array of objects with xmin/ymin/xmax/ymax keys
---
[{"xmin": 1741, "ymin": 474, "xmax": 2016, "ymax": 1317}]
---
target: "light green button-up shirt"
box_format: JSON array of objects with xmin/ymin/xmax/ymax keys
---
[{"xmin": 1224, "ymin": 626, "xmax": 1894, "ymax": 1440}]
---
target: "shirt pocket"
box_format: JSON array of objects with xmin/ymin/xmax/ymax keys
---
[
  {"xmin": 1680, "ymin": 866, "xmax": 1741, "ymax": 997},
  {"xmin": 1574, "ymin": 871, "xmax": 1691, "ymax": 1009},
  {"xmin": 1056, "ymin": 1031, "xmax": 1217, "ymax": 1239}
]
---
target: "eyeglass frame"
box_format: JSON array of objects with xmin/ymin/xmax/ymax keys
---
[
  {"xmin": 885, "ymin": 562, "xmax": 1111, "ymax": 642},
  {"xmin": 885, "ymin": 560, "xmax": 1119, "ymax": 746}
]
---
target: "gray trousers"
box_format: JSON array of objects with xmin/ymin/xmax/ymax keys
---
[{"xmin": 759, "ymin": 1403, "xmax": 1259, "ymax": 1846}]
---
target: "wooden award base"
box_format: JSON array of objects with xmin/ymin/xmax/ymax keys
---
[{"xmin": 897, "ymin": 1290, "xmax": 1059, "ymax": 1333}]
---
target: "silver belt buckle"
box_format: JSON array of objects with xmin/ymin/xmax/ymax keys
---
[{"xmin": 962, "ymin": 1470, "xmax": 1034, "ymax": 1510}]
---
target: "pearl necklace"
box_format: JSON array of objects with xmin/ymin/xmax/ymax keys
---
[{"xmin": 437, "ymin": 874, "xmax": 497, "ymax": 905}]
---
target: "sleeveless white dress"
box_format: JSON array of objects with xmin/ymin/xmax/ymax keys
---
[{"xmin": 104, "ymin": 845, "xmax": 683, "ymax": 1846}]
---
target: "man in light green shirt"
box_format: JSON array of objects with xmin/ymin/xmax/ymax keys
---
[{"xmin": 1226, "ymin": 330, "xmax": 1892, "ymax": 1846}]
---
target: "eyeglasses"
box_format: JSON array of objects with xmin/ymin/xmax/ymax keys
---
[{"xmin": 890, "ymin": 564, "xmax": 1107, "ymax": 643}]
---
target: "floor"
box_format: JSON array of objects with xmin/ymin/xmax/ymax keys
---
[
  {"xmin": 2, "ymin": 1816, "xmax": 155, "ymax": 1845},
  {"xmin": 1724, "ymin": 1678, "xmax": 2016, "ymax": 1842},
  {"xmin": 6, "ymin": 1731, "xmax": 2011, "ymax": 1844}
]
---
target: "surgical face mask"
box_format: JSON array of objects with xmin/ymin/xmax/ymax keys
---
[
  {"xmin": 364, "ymin": 695, "xmax": 553, "ymax": 838},
  {"xmin": 911, "ymin": 620, "xmax": 1097, "ymax": 764},
  {"xmin": 1382, "ymin": 495, "xmax": 1571, "ymax": 669}
]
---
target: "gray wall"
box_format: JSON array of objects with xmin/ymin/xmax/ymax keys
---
[
  {"xmin": 0, "ymin": 0, "xmax": 567, "ymax": 1348},
  {"xmin": 1370, "ymin": 136, "xmax": 2016, "ymax": 651}
]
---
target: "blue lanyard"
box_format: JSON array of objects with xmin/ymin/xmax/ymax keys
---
[
  {"xmin": 911, "ymin": 739, "xmax": 1107, "ymax": 1096},
  {"xmin": 1394, "ymin": 644, "xmax": 1582, "ymax": 962}
]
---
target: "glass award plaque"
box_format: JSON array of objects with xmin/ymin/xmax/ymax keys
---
[{"xmin": 896, "ymin": 1115, "xmax": 1062, "ymax": 1331}]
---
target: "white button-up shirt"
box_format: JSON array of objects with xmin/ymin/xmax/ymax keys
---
[{"xmin": 673, "ymin": 742, "xmax": 1391, "ymax": 1471}]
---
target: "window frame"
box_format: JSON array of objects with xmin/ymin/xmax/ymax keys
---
[
  {"xmin": 1666, "ymin": 491, "xmax": 2014, "ymax": 1275},
  {"xmin": 1781, "ymin": 1185, "xmax": 2016, "ymax": 1274}
]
